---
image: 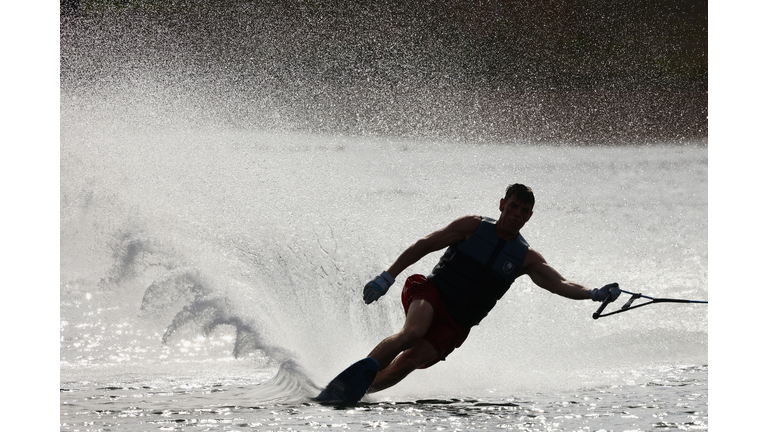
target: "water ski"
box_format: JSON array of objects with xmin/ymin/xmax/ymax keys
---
[{"xmin": 315, "ymin": 357, "xmax": 379, "ymax": 405}]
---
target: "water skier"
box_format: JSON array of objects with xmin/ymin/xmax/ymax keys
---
[{"xmin": 317, "ymin": 184, "xmax": 620, "ymax": 403}]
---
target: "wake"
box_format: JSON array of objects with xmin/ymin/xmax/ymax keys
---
[{"xmin": 224, "ymin": 361, "xmax": 322, "ymax": 406}]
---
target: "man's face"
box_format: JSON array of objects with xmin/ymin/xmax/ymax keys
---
[{"xmin": 497, "ymin": 195, "xmax": 534, "ymax": 234}]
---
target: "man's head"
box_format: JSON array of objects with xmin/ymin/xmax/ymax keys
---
[
  {"xmin": 497, "ymin": 184, "xmax": 535, "ymax": 237},
  {"xmin": 504, "ymin": 183, "xmax": 535, "ymax": 209}
]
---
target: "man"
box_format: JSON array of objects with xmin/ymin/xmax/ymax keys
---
[{"xmin": 318, "ymin": 184, "xmax": 619, "ymax": 402}]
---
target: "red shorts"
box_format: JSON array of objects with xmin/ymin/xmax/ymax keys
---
[{"xmin": 401, "ymin": 274, "xmax": 471, "ymax": 369}]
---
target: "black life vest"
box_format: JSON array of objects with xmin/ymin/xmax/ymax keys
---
[{"xmin": 428, "ymin": 217, "xmax": 529, "ymax": 327}]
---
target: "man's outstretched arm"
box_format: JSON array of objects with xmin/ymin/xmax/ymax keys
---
[{"xmin": 522, "ymin": 249, "xmax": 592, "ymax": 300}]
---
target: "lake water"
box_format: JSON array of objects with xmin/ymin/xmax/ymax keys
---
[
  {"xmin": 59, "ymin": 7, "xmax": 708, "ymax": 430},
  {"xmin": 60, "ymin": 127, "xmax": 707, "ymax": 431}
]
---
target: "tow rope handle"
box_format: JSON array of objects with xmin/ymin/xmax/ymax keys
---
[{"xmin": 592, "ymin": 295, "xmax": 614, "ymax": 319}]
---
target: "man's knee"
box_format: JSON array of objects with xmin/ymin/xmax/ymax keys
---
[
  {"xmin": 396, "ymin": 328, "xmax": 424, "ymax": 349},
  {"xmin": 399, "ymin": 341, "xmax": 439, "ymax": 370},
  {"xmin": 398, "ymin": 352, "xmax": 428, "ymax": 371}
]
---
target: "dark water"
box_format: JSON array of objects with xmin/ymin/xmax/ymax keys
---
[{"xmin": 60, "ymin": 1, "xmax": 706, "ymax": 144}]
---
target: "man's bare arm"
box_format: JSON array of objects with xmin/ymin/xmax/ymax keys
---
[
  {"xmin": 386, "ymin": 215, "xmax": 482, "ymax": 279},
  {"xmin": 522, "ymin": 249, "xmax": 592, "ymax": 300}
]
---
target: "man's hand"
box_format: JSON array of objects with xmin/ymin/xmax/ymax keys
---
[
  {"xmin": 363, "ymin": 271, "xmax": 396, "ymax": 304},
  {"xmin": 590, "ymin": 283, "xmax": 621, "ymax": 302}
]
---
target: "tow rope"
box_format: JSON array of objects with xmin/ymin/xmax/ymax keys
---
[{"xmin": 592, "ymin": 289, "xmax": 708, "ymax": 319}]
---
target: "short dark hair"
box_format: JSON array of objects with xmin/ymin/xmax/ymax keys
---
[{"xmin": 505, "ymin": 184, "xmax": 535, "ymax": 208}]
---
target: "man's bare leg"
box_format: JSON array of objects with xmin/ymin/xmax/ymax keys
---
[
  {"xmin": 367, "ymin": 339, "xmax": 439, "ymax": 393},
  {"xmin": 367, "ymin": 299, "xmax": 434, "ymax": 370}
]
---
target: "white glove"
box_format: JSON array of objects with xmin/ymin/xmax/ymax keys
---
[{"xmin": 363, "ymin": 271, "xmax": 395, "ymax": 304}]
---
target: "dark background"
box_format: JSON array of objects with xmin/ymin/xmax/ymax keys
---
[{"xmin": 61, "ymin": 0, "xmax": 707, "ymax": 144}]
